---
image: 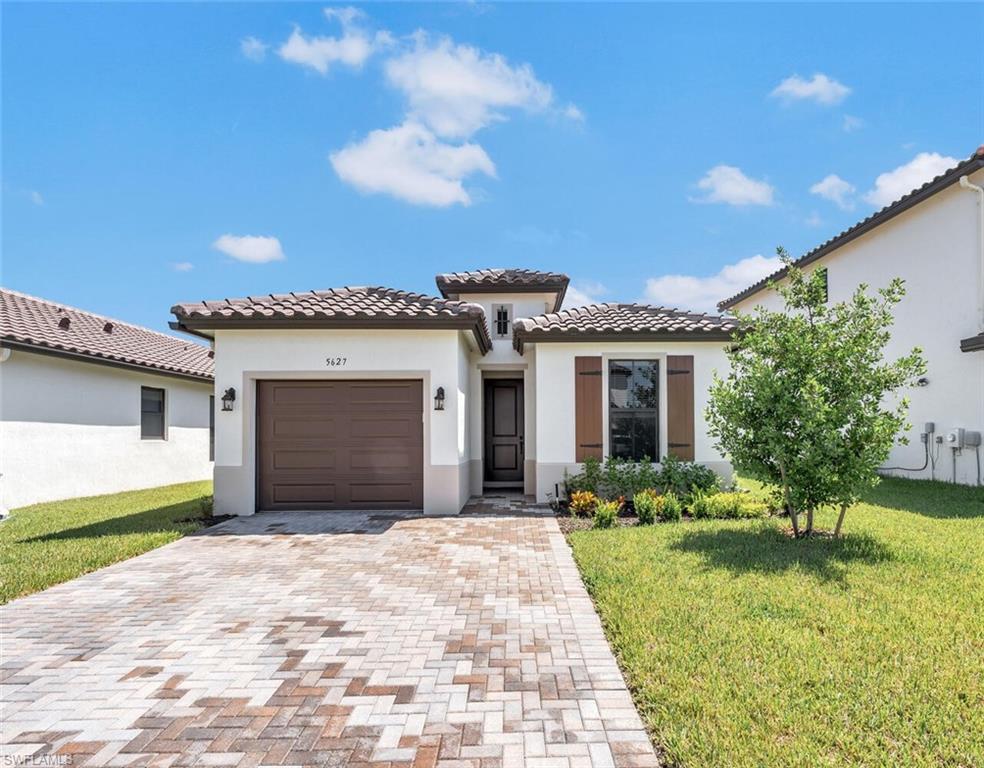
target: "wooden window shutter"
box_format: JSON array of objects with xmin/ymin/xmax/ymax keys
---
[
  {"xmin": 575, "ymin": 356, "xmax": 603, "ymax": 461},
  {"xmin": 666, "ymin": 355, "xmax": 695, "ymax": 461}
]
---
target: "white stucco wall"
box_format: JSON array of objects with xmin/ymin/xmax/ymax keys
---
[
  {"xmin": 0, "ymin": 349, "xmax": 213, "ymax": 509},
  {"xmin": 531, "ymin": 341, "xmax": 733, "ymax": 503},
  {"xmin": 211, "ymin": 328, "xmax": 474, "ymax": 516},
  {"xmin": 730, "ymin": 169, "xmax": 984, "ymax": 485},
  {"xmin": 459, "ymin": 292, "xmax": 551, "ymax": 497}
]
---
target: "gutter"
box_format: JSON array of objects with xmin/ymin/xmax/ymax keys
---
[{"xmin": 959, "ymin": 175, "xmax": 984, "ymax": 333}]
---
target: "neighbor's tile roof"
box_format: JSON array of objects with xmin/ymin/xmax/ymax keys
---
[
  {"xmin": 171, "ymin": 286, "xmax": 493, "ymax": 353},
  {"xmin": 718, "ymin": 145, "xmax": 984, "ymax": 310},
  {"xmin": 1, "ymin": 287, "xmax": 214, "ymax": 381},
  {"xmin": 436, "ymin": 269, "xmax": 569, "ymax": 311},
  {"xmin": 512, "ymin": 303, "xmax": 738, "ymax": 351}
]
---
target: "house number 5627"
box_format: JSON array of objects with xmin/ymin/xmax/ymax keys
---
[{"xmin": 326, "ymin": 357, "xmax": 347, "ymax": 367}]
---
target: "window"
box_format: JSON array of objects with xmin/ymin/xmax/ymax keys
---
[
  {"xmin": 608, "ymin": 360, "xmax": 659, "ymax": 461},
  {"xmin": 818, "ymin": 267, "xmax": 829, "ymax": 303},
  {"xmin": 492, "ymin": 304, "xmax": 511, "ymax": 337},
  {"xmin": 141, "ymin": 386, "xmax": 166, "ymax": 440},
  {"xmin": 209, "ymin": 395, "xmax": 215, "ymax": 461}
]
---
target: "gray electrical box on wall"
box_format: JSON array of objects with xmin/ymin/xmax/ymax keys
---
[{"xmin": 946, "ymin": 429, "xmax": 982, "ymax": 449}]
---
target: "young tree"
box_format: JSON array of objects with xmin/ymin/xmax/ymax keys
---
[{"xmin": 706, "ymin": 249, "xmax": 925, "ymax": 537}]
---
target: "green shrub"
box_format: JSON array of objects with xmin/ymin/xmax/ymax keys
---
[
  {"xmin": 565, "ymin": 455, "xmax": 722, "ymax": 506},
  {"xmin": 569, "ymin": 491, "xmax": 597, "ymax": 517},
  {"xmin": 691, "ymin": 491, "xmax": 769, "ymax": 519},
  {"xmin": 633, "ymin": 490, "xmax": 658, "ymax": 525},
  {"xmin": 658, "ymin": 455, "xmax": 720, "ymax": 501},
  {"xmin": 594, "ymin": 499, "xmax": 620, "ymax": 528},
  {"xmin": 658, "ymin": 492, "xmax": 683, "ymax": 522}
]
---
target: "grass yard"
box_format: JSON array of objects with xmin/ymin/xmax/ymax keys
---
[
  {"xmin": 0, "ymin": 481, "xmax": 214, "ymax": 604},
  {"xmin": 569, "ymin": 477, "xmax": 984, "ymax": 768}
]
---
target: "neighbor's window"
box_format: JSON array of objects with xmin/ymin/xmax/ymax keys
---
[
  {"xmin": 818, "ymin": 267, "xmax": 829, "ymax": 303},
  {"xmin": 609, "ymin": 360, "xmax": 659, "ymax": 461},
  {"xmin": 141, "ymin": 386, "xmax": 166, "ymax": 440},
  {"xmin": 492, "ymin": 304, "xmax": 511, "ymax": 337}
]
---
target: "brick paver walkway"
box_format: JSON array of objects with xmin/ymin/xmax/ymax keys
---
[{"xmin": 1, "ymin": 505, "xmax": 658, "ymax": 767}]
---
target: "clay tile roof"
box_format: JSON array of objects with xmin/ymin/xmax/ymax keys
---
[
  {"xmin": 718, "ymin": 145, "xmax": 984, "ymax": 310},
  {"xmin": 1, "ymin": 287, "xmax": 213, "ymax": 381},
  {"xmin": 512, "ymin": 303, "xmax": 738, "ymax": 352},
  {"xmin": 171, "ymin": 286, "xmax": 493, "ymax": 354},
  {"xmin": 435, "ymin": 268, "xmax": 569, "ymax": 312}
]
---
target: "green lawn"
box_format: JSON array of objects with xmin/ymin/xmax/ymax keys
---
[
  {"xmin": 0, "ymin": 481, "xmax": 214, "ymax": 604},
  {"xmin": 569, "ymin": 477, "xmax": 984, "ymax": 768}
]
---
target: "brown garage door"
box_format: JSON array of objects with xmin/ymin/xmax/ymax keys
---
[{"xmin": 257, "ymin": 380, "xmax": 423, "ymax": 511}]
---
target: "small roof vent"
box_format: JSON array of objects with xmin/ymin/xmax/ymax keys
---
[
  {"xmin": 103, "ymin": 322, "xmax": 114, "ymax": 333},
  {"xmin": 57, "ymin": 316, "xmax": 71, "ymax": 330}
]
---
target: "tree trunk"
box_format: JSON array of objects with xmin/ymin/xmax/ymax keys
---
[
  {"xmin": 806, "ymin": 508, "xmax": 814, "ymax": 535},
  {"xmin": 777, "ymin": 459, "xmax": 799, "ymax": 537},
  {"xmin": 834, "ymin": 504, "xmax": 848, "ymax": 537}
]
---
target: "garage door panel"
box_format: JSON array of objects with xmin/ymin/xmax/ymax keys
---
[
  {"xmin": 258, "ymin": 380, "xmax": 423, "ymax": 511},
  {"xmin": 272, "ymin": 449, "xmax": 338, "ymax": 470},
  {"xmin": 272, "ymin": 483, "xmax": 337, "ymax": 504}
]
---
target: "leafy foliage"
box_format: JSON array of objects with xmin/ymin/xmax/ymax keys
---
[
  {"xmin": 566, "ymin": 455, "xmax": 718, "ymax": 505},
  {"xmin": 690, "ymin": 490, "xmax": 769, "ymax": 519},
  {"xmin": 593, "ymin": 499, "xmax": 620, "ymax": 528},
  {"xmin": 569, "ymin": 490, "xmax": 597, "ymax": 517},
  {"xmin": 657, "ymin": 492, "xmax": 683, "ymax": 522},
  {"xmin": 706, "ymin": 249, "xmax": 925, "ymax": 536},
  {"xmin": 633, "ymin": 490, "xmax": 659, "ymax": 525}
]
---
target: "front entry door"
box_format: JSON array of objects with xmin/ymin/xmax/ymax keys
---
[{"xmin": 484, "ymin": 379, "xmax": 524, "ymax": 484}]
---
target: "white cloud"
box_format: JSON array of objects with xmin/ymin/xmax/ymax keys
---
[
  {"xmin": 693, "ymin": 165, "xmax": 775, "ymax": 207},
  {"xmin": 240, "ymin": 36, "xmax": 268, "ymax": 62},
  {"xmin": 212, "ymin": 234, "xmax": 285, "ymax": 264},
  {"xmin": 863, "ymin": 152, "xmax": 959, "ymax": 208},
  {"xmin": 842, "ymin": 114, "xmax": 863, "ymax": 132},
  {"xmin": 810, "ymin": 173, "xmax": 856, "ymax": 210},
  {"xmin": 563, "ymin": 103, "xmax": 585, "ymax": 122},
  {"xmin": 805, "ymin": 211, "xmax": 823, "ymax": 228},
  {"xmin": 644, "ymin": 254, "xmax": 783, "ymax": 313},
  {"xmin": 384, "ymin": 34, "xmax": 556, "ymax": 139},
  {"xmin": 29, "ymin": 190, "xmax": 44, "ymax": 206},
  {"xmin": 330, "ymin": 120, "xmax": 495, "ymax": 207},
  {"xmin": 563, "ymin": 280, "xmax": 607, "ymax": 309},
  {"xmin": 277, "ymin": 7, "xmax": 388, "ymax": 74},
  {"xmin": 172, "ymin": 261, "xmax": 194, "ymax": 272},
  {"xmin": 771, "ymin": 73, "xmax": 850, "ymax": 105}
]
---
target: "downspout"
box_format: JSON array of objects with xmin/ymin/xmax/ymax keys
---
[
  {"xmin": 960, "ymin": 174, "xmax": 984, "ymax": 453},
  {"xmin": 959, "ymin": 175, "xmax": 984, "ymax": 333}
]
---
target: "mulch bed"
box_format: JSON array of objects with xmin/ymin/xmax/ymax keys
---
[{"xmin": 556, "ymin": 512, "xmax": 641, "ymax": 534}]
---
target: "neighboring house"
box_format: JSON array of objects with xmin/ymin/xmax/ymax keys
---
[
  {"xmin": 720, "ymin": 145, "xmax": 984, "ymax": 485},
  {"xmin": 171, "ymin": 270, "xmax": 737, "ymax": 515},
  {"xmin": 0, "ymin": 288, "xmax": 215, "ymax": 510}
]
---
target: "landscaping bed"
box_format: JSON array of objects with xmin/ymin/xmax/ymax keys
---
[
  {"xmin": 566, "ymin": 476, "xmax": 984, "ymax": 767},
  {"xmin": 0, "ymin": 481, "xmax": 218, "ymax": 603}
]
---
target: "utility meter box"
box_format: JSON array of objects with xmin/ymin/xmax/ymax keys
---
[{"xmin": 945, "ymin": 429, "xmax": 966, "ymax": 449}]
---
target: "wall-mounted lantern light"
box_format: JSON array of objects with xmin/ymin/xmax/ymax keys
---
[
  {"xmin": 434, "ymin": 386, "xmax": 445, "ymax": 411},
  {"xmin": 221, "ymin": 387, "xmax": 236, "ymax": 412}
]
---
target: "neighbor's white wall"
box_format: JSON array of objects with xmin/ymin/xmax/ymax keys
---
[
  {"xmin": 532, "ymin": 341, "xmax": 732, "ymax": 503},
  {"xmin": 731, "ymin": 169, "xmax": 984, "ymax": 485},
  {"xmin": 0, "ymin": 350, "xmax": 213, "ymax": 509},
  {"xmin": 211, "ymin": 328, "xmax": 470, "ymax": 516}
]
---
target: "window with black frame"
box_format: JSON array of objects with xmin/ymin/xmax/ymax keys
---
[
  {"xmin": 608, "ymin": 359, "xmax": 659, "ymax": 461},
  {"xmin": 141, "ymin": 386, "xmax": 166, "ymax": 440}
]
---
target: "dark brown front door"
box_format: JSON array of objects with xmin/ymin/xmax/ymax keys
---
[
  {"xmin": 257, "ymin": 380, "xmax": 423, "ymax": 511},
  {"xmin": 484, "ymin": 379, "xmax": 524, "ymax": 484}
]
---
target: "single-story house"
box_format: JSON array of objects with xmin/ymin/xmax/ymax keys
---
[
  {"xmin": 719, "ymin": 145, "xmax": 984, "ymax": 485},
  {"xmin": 0, "ymin": 288, "xmax": 215, "ymax": 510},
  {"xmin": 171, "ymin": 269, "xmax": 737, "ymax": 515}
]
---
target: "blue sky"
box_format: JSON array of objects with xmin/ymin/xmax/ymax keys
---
[{"xmin": 3, "ymin": 2, "xmax": 982, "ymax": 332}]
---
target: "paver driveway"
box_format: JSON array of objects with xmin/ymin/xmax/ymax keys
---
[{"xmin": 1, "ymin": 507, "xmax": 658, "ymax": 768}]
